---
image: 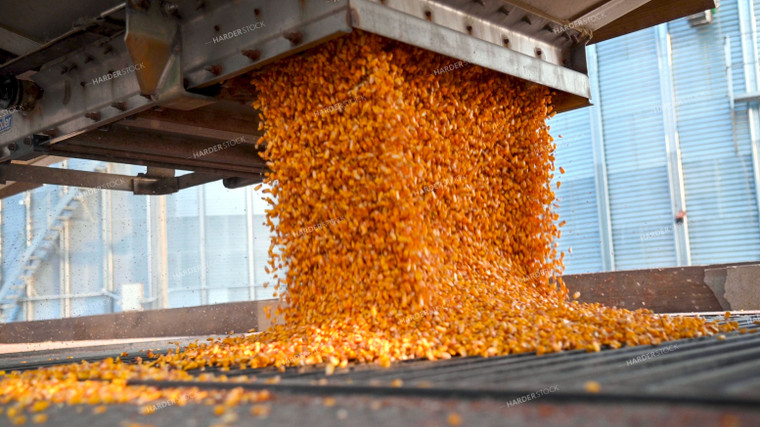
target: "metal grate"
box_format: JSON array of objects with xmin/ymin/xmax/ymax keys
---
[
  {"xmin": 122, "ymin": 314, "xmax": 760, "ymax": 408},
  {"xmin": 2, "ymin": 315, "xmax": 758, "ymax": 407}
]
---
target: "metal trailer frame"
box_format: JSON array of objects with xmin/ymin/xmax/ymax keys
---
[{"xmin": 0, "ymin": 0, "xmax": 716, "ymax": 198}]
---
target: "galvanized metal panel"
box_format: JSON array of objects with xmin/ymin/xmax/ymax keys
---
[
  {"xmin": 252, "ymin": 215, "xmax": 275, "ymax": 297},
  {"xmin": 550, "ymin": 107, "xmax": 604, "ymax": 274},
  {"xmin": 204, "ymin": 182, "xmax": 247, "ymax": 302},
  {"xmin": 29, "ymin": 251, "xmax": 62, "ymax": 320},
  {"xmin": 30, "ymin": 184, "xmax": 51, "ymax": 244},
  {"xmin": 597, "ymin": 27, "xmax": 679, "ymax": 270},
  {"xmin": 67, "ymin": 179, "xmax": 107, "ymax": 317},
  {"xmin": 251, "ymin": 185, "xmax": 276, "ymax": 299},
  {"xmin": 586, "ymin": 45, "xmax": 617, "ymax": 271},
  {"xmin": 110, "ymin": 164, "xmax": 150, "ymax": 311},
  {"xmin": 1, "ymin": 194, "xmax": 26, "ymax": 271},
  {"xmin": 28, "ymin": 185, "xmax": 61, "ymax": 321},
  {"xmin": 655, "ymin": 24, "xmax": 691, "ymax": 266},
  {"xmin": 669, "ymin": 0, "xmax": 760, "ymax": 264},
  {"xmin": 166, "ymin": 189, "xmax": 201, "ymax": 308},
  {"xmin": 204, "ymin": 212, "xmax": 247, "ymax": 294},
  {"xmin": 1, "ymin": 193, "xmax": 27, "ymax": 317}
]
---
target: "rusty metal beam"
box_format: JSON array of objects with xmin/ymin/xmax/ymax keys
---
[
  {"xmin": 0, "ymin": 162, "xmax": 227, "ymax": 195},
  {"xmin": 0, "ymin": 180, "xmax": 40, "ymax": 199},
  {"xmin": 0, "ymin": 300, "xmax": 282, "ymax": 343},
  {"xmin": 42, "ymin": 126, "xmax": 267, "ymax": 179},
  {"xmin": 0, "ymin": 163, "xmax": 134, "ymax": 190},
  {"xmin": 0, "ymin": 155, "xmax": 67, "ymax": 198},
  {"xmin": 563, "ymin": 262, "xmax": 760, "ymax": 313},
  {"xmin": 124, "ymin": 101, "xmax": 262, "ymax": 143}
]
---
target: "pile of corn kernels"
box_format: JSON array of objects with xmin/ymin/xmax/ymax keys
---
[{"xmin": 0, "ymin": 31, "xmax": 735, "ymax": 424}]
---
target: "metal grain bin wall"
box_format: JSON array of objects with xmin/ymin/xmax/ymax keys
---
[
  {"xmin": 597, "ymin": 28, "xmax": 680, "ymax": 270},
  {"xmin": 109, "ymin": 164, "xmax": 150, "ymax": 310},
  {"xmin": 670, "ymin": 0, "xmax": 760, "ymax": 263},
  {"xmin": 203, "ymin": 181, "xmax": 248, "ymax": 304},
  {"xmin": 553, "ymin": 0, "xmax": 760, "ymax": 273},
  {"xmin": 166, "ymin": 186, "xmax": 202, "ymax": 308},
  {"xmin": 550, "ymin": 107, "xmax": 603, "ymax": 274},
  {"xmin": 66, "ymin": 159, "xmax": 108, "ymax": 318}
]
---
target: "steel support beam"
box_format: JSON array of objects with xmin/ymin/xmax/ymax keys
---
[
  {"xmin": 245, "ymin": 185, "xmax": 256, "ymax": 300},
  {"xmin": 148, "ymin": 195, "xmax": 169, "ymax": 310},
  {"xmin": 655, "ymin": 24, "xmax": 690, "ymax": 266},
  {"xmin": 0, "ymin": 163, "xmax": 225, "ymax": 195},
  {"xmin": 62, "ymin": 217, "xmax": 72, "ymax": 318},
  {"xmin": 57, "ymin": 181, "xmax": 67, "ymax": 319},
  {"xmin": 350, "ymin": 0, "xmax": 590, "ymax": 101},
  {"xmin": 0, "ymin": 0, "xmax": 351, "ymax": 160},
  {"xmin": 0, "ymin": 181, "xmax": 41, "ymax": 200},
  {"xmin": 0, "ymin": 30, "xmax": 154, "ymax": 155},
  {"xmin": 0, "ymin": 156, "xmax": 67, "ymax": 199},
  {"xmin": 0, "ymin": 24, "xmax": 40, "ymax": 57},
  {"xmin": 199, "ymin": 185, "xmax": 208, "ymax": 306},
  {"xmin": 358, "ymin": 0, "xmax": 587, "ymax": 72},
  {"xmin": 19, "ymin": 291, "xmax": 117, "ymax": 302},
  {"xmin": 0, "ymin": 12, "xmax": 124, "ymax": 76},
  {"xmin": 134, "ymin": 170, "xmax": 223, "ymax": 195},
  {"xmin": 146, "ymin": 196, "xmax": 154, "ymax": 310},
  {"xmin": 180, "ymin": 0, "xmax": 351, "ymax": 89},
  {"xmin": 42, "ymin": 127, "xmax": 266, "ymax": 179},
  {"xmin": 0, "ymin": 0, "xmax": 716, "ymax": 202},
  {"xmin": 0, "ymin": 163, "xmax": 134, "ymax": 191},
  {"xmin": 587, "ymin": 45, "xmax": 615, "ymax": 271},
  {"xmin": 158, "ymin": 196, "xmax": 168, "ymax": 310},
  {"xmin": 0, "ymin": 0, "xmax": 598, "ymax": 160},
  {"xmin": 23, "ymin": 192, "xmax": 32, "ymax": 322},
  {"xmin": 101, "ymin": 164, "xmax": 115, "ymax": 313}
]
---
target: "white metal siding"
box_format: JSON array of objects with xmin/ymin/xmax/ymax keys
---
[
  {"xmin": 167, "ymin": 189, "xmax": 201, "ymax": 308},
  {"xmin": 550, "ymin": 108, "xmax": 604, "ymax": 273},
  {"xmin": 670, "ymin": 1, "xmax": 760, "ymax": 263},
  {"xmin": 205, "ymin": 181, "xmax": 248, "ymax": 303},
  {"xmin": 597, "ymin": 28, "xmax": 679, "ymax": 269}
]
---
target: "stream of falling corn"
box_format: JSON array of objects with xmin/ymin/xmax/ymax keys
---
[{"xmin": 0, "ymin": 31, "xmax": 736, "ymax": 424}]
